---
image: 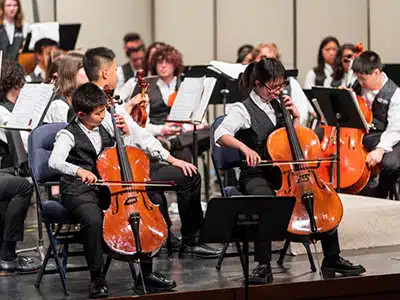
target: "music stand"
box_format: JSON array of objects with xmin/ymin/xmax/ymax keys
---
[
  {"xmin": 312, "ymin": 87, "xmax": 368, "ymax": 192},
  {"xmin": 199, "ymin": 196, "xmax": 295, "ymax": 300}
]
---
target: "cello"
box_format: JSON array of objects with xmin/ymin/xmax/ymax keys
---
[
  {"xmin": 130, "ymin": 69, "xmax": 149, "ymax": 128},
  {"xmin": 97, "ymin": 86, "xmax": 168, "ymax": 259},
  {"xmin": 267, "ymin": 93, "xmax": 343, "ymax": 235},
  {"xmin": 318, "ymin": 42, "xmax": 375, "ymax": 194}
]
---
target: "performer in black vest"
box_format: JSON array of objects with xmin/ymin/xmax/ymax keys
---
[
  {"xmin": 131, "ymin": 44, "xmax": 210, "ymax": 162},
  {"xmin": 353, "ymin": 51, "xmax": 400, "ymax": 199},
  {"xmin": 215, "ymin": 58, "xmax": 366, "ymax": 285},
  {"xmin": 329, "ymin": 44, "xmax": 357, "ymax": 88},
  {"xmin": 0, "ymin": 0, "xmax": 26, "ymax": 60},
  {"xmin": 116, "ymin": 32, "xmax": 145, "ymax": 90},
  {"xmin": 304, "ymin": 36, "xmax": 339, "ymax": 89},
  {"xmin": 0, "ymin": 59, "xmax": 27, "ymax": 169}
]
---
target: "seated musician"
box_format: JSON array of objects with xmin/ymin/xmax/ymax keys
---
[
  {"xmin": 0, "ymin": 172, "xmax": 41, "ymax": 274},
  {"xmin": 129, "ymin": 44, "xmax": 209, "ymax": 162},
  {"xmin": 352, "ymin": 51, "xmax": 400, "ymax": 199},
  {"xmin": 250, "ymin": 43, "xmax": 310, "ymax": 126},
  {"xmin": 25, "ymin": 38, "xmax": 58, "ymax": 83},
  {"xmin": 214, "ymin": 57, "xmax": 366, "ymax": 284},
  {"xmin": 328, "ymin": 44, "xmax": 356, "ymax": 88},
  {"xmin": 0, "ymin": 59, "xmax": 29, "ymax": 168}
]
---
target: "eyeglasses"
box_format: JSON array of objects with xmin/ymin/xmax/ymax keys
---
[{"xmin": 264, "ymin": 81, "xmax": 287, "ymax": 93}]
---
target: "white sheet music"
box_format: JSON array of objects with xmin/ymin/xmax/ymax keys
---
[
  {"xmin": 349, "ymin": 90, "xmax": 369, "ymax": 131},
  {"xmin": 6, "ymin": 84, "xmax": 55, "ymax": 130},
  {"xmin": 168, "ymin": 77, "xmax": 204, "ymax": 122},
  {"xmin": 208, "ymin": 60, "xmax": 247, "ymax": 79},
  {"xmin": 192, "ymin": 77, "xmax": 217, "ymax": 123}
]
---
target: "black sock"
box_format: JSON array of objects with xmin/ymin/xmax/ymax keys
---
[
  {"xmin": 0, "ymin": 241, "xmax": 17, "ymax": 261},
  {"xmin": 90, "ymin": 269, "xmax": 102, "ymax": 282}
]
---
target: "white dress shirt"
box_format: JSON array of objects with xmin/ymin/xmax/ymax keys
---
[
  {"xmin": 288, "ymin": 77, "xmax": 310, "ymax": 126},
  {"xmin": 116, "ymin": 64, "xmax": 137, "ymax": 92},
  {"xmin": 0, "ymin": 105, "xmax": 29, "ymax": 152},
  {"xmin": 43, "ymin": 99, "xmax": 70, "ymax": 123},
  {"xmin": 361, "ymin": 73, "xmax": 400, "ymax": 152},
  {"xmin": 25, "ymin": 65, "xmax": 45, "ymax": 83},
  {"xmin": 49, "ymin": 108, "xmax": 170, "ymax": 176},
  {"xmin": 303, "ymin": 63, "xmax": 334, "ymax": 89},
  {"xmin": 3, "ymin": 19, "xmax": 29, "ymax": 44},
  {"xmin": 116, "ymin": 76, "xmax": 138, "ymax": 103},
  {"xmin": 214, "ymin": 89, "xmax": 277, "ymax": 144}
]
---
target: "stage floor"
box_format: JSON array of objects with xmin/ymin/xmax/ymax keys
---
[{"xmin": 2, "ymin": 200, "xmax": 400, "ymax": 300}]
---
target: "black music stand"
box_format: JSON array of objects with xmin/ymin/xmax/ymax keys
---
[
  {"xmin": 199, "ymin": 196, "xmax": 295, "ymax": 300},
  {"xmin": 312, "ymin": 87, "xmax": 368, "ymax": 192}
]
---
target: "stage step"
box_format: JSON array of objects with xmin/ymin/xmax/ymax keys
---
[{"xmin": 290, "ymin": 193, "xmax": 400, "ymax": 254}]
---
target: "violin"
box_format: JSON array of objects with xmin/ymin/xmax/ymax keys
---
[
  {"xmin": 97, "ymin": 86, "xmax": 168, "ymax": 259},
  {"xmin": 318, "ymin": 42, "xmax": 376, "ymax": 193},
  {"xmin": 131, "ymin": 69, "xmax": 149, "ymax": 128},
  {"xmin": 266, "ymin": 93, "xmax": 343, "ymax": 235}
]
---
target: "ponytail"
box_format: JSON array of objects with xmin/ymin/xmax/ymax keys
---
[{"xmin": 239, "ymin": 62, "xmax": 256, "ymax": 95}]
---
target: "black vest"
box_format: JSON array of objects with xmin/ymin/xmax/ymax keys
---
[
  {"xmin": 60, "ymin": 121, "xmax": 114, "ymax": 198},
  {"xmin": 133, "ymin": 77, "xmax": 171, "ymax": 125},
  {"xmin": 27, "ymin": 70, "xmax": 44, "ymax": 83},
  {"xmin": 0, "ymin": 98, "xmax": 14, "ymax": 112},
  {"xmin": 121, "ymin": 62, "xmax": 135, "ymax": 83},
  {"xmin": 0, "ymin": 24, "xmax": 23, "ymax": 60},
  {"xmin": 0, "ymin": 98, "xmax": 14, "ymax": 166},
  {"xmin": 313, "ymin": 67, "xmax": 326, "ymax": 86},
  {"xmin": 371, "ymin": 78, "xmax": 398, "ymax": 132}
]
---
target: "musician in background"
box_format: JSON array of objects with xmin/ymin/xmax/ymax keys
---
[
  {"xmin": 353, "ymin": 51, "xmax": 400, "ymax": 199},
  {"xmin": 215, "ymin": 57, "xmax": 366, "ymax": 284},
  {"xmin": 25, "ymin": 38, "xmax": 58, "ymax": 83},
  {"xmin": 236, "ymin": 44, "xmax": 254, "ymax": 64},
  {"xmin": 116, "ymin": 32, "xmax": 145, "ymax": 90},
  {"xmin": 143, "ymin": 41, "xmax": 166, "ymax": 76},
  {"xmin": 0, "ymin": 0, "xmax": 28, "ymax": 60},
  {"xmin": 250, "ymin": 43, "xmax": 310, "ymax": 126},
  {"xmin": 328, "ymin": 43, "xmax": 356, "ymax": 88},
  {"xmin": 304, "ymin": 36, "xmax": 339, "ymax": 89}
]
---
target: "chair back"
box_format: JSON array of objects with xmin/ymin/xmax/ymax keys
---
[
  {"xmin": 28, "ymin": 122, "xmax": 67, "ymax": 184},
  {"xmin": 5, "ymin": 129, "xmax": 28, "ymax": 176},
  {"xmin": 210, "ymin": 115, "xmax": 241, "ymax": 170}
]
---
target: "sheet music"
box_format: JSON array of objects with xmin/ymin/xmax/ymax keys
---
[
  {"xmin": 168, "ymin": 77, "xmax": 204, "ymax": 121},
  {"xmin": 192, "ymin": 77, "xmax": 217, "ymax": 123},
  {"xmin": 208, "ymin": 60, "xmax": 247, "ymax": 79},
  {"xmin": 29, "ymin": 22, "xmax": 60, "ymax": 50},
  {"xmin": 311, "ymin": 98, "xmax": 327, "ymax": 124},
  {"xmin": 6, "ymin": 84, "xmax": 55, "ymax": 130},
  {"xmin": 349, "ymin": 90, "xmax": 369, "ymax": 131}
]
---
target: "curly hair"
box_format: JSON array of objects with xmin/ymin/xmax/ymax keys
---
[
  {"xmin": 144, "ymin": 41, "xmax": 166, "ymax": 75},
  {"xmin": 0, "ymin": 59, "xmax": 25, "ymax": 99},
  {"xmin": 150, "ymin": 44, "xmax": 184, "ymax": 77},
  {"xmin": 250, "ymin": 43, "xmax": 281, "ymax": 62},
  {"xmin": 0, "ymin": 0, "xmax": 24, "ymax": 28}
]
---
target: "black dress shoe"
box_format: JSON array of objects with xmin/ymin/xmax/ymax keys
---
[
  {"xmin": 321, "ymin": 256, "xmax": 366, "ymax": 278},
  {"xmin": 160, "ymin": 235, "xmax": 181, "ymax": 254},
  {"xmin": 89, "ymin": 277, "xmax": 109, "ymax": 299},
  {"xmin": 0, "ymin": 259, "xmax": 16, "ymax": 273},
  {"xmin": 135, "ymin": 271, "xmax": 177, "ymax": 292},
  {"xmin": 179, "ymin": 243, "xmax": 221, "ymax": 259},
  {"xmin": 249, "ymin": 264, "xmax": 273, "ymax": 285},
  {"xmin": 0, "ymin": 256, "xmax": 41, "ymax": 274}
]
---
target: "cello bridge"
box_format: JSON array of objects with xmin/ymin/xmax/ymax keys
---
[
  {"xmin": 124, "ymin": 196, "xmax": 138, "ymax": 206},
  {"xmin": 297, "ymin": 172, "xmax": 311, "ymax": 184}
]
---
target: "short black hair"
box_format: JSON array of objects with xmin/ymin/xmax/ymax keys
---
[
  {"xmin": 123, "ymin": 32, "xmax": 142, "ymax": 44},
  {"xmin": 71, "ymin": 82, "xmax": 108, "ymax": 114},
  {"xmin": 352, "ymin": 51, "xmax": 382, "ymax": 75},
  {"xmin": 0, "ymin": 59, "xmax": 25, "ymax": 99},
  {"xmin": 33, "ymin": 38, "xmax": 58, "ymax": 54},
  {"xmin": 83, "ymin": 47, "xmax": 115, "ymax": 82}
]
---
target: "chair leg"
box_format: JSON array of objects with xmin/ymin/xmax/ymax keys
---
[
  {"xmin": 62, "ymin": 243, "xmax": 69, "ymax": 271},
  {"xmin": 277, "ymin": 240, "xmax": 291, "ymax": 266},
  {"xmin": 216, "ymin": 242, "xmax": 230, "ymax": 270},
  {"xmin": 202, "ymin": 153, "xmax": 210, "ymax": 202},
  {"xmin": 167, "ymin": 228, "xmax": 173, "ymax": 258},
  {"xmin": 302, "ymin": 242, "xmax": 317, "ymax": 272},
  {"xmin": 35, "ymin": 242, "xmax": 52, "ymax": 287},
  {"xmin": 235, "ymin": 241, "xmax": 245, "ymax": 274},
  {"xmin": 102, "ymin": 254, "xmax": 113, "ymax": 277}
]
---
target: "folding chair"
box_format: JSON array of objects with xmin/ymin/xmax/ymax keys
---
[{"xmin": 210, "ymin": 116, "xmax": 316, "ymax": 272}]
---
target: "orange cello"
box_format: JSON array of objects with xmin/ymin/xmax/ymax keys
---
[
  {"xmin": 131, "ymin": 69, "xmax": 149, "ymax": 128},
  {"xmin": 318, "ymin": 42, "xmax": 374, "ymax": 194},
  {"xmin": 97, "ymin": 86, "xmax": 168, "ymax": 258},
  {"xmin": 266, "ymin": 94, "xmax": 343, "ymax": 235}
]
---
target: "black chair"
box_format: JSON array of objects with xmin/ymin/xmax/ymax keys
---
[{"xmin": 210, "ymin": 116, "xmax": 316, "ymax": 272}]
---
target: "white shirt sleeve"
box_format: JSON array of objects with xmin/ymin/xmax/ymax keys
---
[
  {"xmin": 116, "ymin": 66, "xmax": 126, "ymax": 92},
  {"xmin": 376, "ymin": 88, "xmax": 400, "ymax": 152},
  {"xmin": 304, "ymin": 69, "xmax": 316, "ymax": 89},
  {"xmin": 115, "ymin": 77, "xmax": 137, "ymax": 103},
  {"xmin": 214, "ymin": 102, "xmax": 251, "ymax": 145},
  {"xmin": 289, "ymin": 77, "xmax": 309, "ymax": 126},
  {"xmin": 0, "ymin": 106, "xmax": 29, "ymax": 152},
  {"xmin": 48, "ymin": 129, "xmax": 79, "ymax": 176},
  {"xmin": 43, "ymin": 100, "xmax": 70, "ymax": 123}
]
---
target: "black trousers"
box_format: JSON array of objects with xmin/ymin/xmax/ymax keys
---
[
  {"xmin": 61, "ymin": 189, "xmax": 162, "ymax": 275},
  {"xmin": 363, "ymin": 133, "xmax": 400, "ymax": 198},
  {"xmin": 0, "ymin": 173, "xmax": 32, "ymax": 246},
  {"xmin": 239, "ymin": 169, "xmax": 340, "ymax": 264},
  {"xmin": 150, "ymin": 162, "xmax": 203, "ymax": 243}
]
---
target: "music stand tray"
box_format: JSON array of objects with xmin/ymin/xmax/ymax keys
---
[{"xmin": 200, "ymin": 196, "xmax": 295, "ymax": 300}]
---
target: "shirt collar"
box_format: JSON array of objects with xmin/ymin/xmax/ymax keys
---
[
  {"xmin": 3, "ymin": 19, "xmax": 14, "ymax": 27},
  {"xmin": 249, "ymin": 89, "xmax": 275, "ymax": 111},
  {"xmin": 157, "ymin": 76, "xmax": 177, "ymax": 89},
  {"xmin": 76, "ymin": 118, "xmax": 100, "ymax": 134},
  {"xmin": 324, "ymin": 63, "xmax": 334, "ymax": 75},
  {"xmin": 33, "ymin": 65, "xmax": 45, "ymax": 79}
]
